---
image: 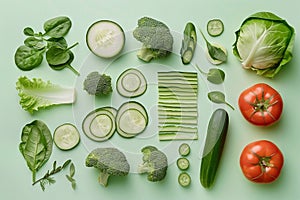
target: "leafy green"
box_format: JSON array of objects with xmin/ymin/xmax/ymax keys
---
[
  {"xmin": 208, "ymin": 91, "xmax": 234, "ymax": 110},
  {"xmin": 196, "ymin": 65, "xmax": 225, "ymax": 84},
  {"xmin": 233, "ymin": 11, "xmax": 295, "ymax": 78},
  {"xmin": 19, "ymin": 120, "xmax": 53, "ymax": 182},
  {"xmin": 32, "ymin": 159, "xmax": 76, "ymax": 191},
  {"xmin": 16, "ymin": 76, "xmax": 76, "ymax": 113},
  {"xmin": 14, "ymin": 16, "xmax": 79, "ymax": 75},
  {"xmin": 199, "ymin": 30, "xmax": 227, "ymax": 63}
]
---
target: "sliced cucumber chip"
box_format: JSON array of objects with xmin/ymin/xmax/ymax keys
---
[
  {"xmin": 179, "ymin": 143, "xmax": 191, "ymax": 156},
  {"xmin": 177, "ymin": 157, "xmax": 190, "ymax": 170},
  {"xmin": 116, "ymin": 101, "xmax": 148, "ymax": 138},
  {"xmin": 86, "ymin": 20, "xmax": 125, "ymax": 58},
  {"xmin": 207, "ymin": 19, "xmax": 224, "ymax": 37},
  {"xmin": 116, "ymin": 68, "xmax": 147, "ymax": 97},
  {"xmin": 54, "ymin": 123, "xmax": 80, "ymax": 150},
  {"xmin": 82, "ymin": 107, "xmax": 116, "ymax": 142},
  {"xmin": 178, "ymin": 172, "xmax": 191, "ymax": 187}
]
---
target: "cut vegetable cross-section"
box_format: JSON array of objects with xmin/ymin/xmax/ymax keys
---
[{"xmin": 86, "ymin": 20, "xmax": 125, "ymax": 58}]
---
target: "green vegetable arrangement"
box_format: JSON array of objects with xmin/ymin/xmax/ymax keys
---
[
  {"xmin": 233, "ymin": 11, "xmax": 295, "ymax": 78},
  {"xmin": 14, "ymin": 16, "xmax": 80, "ymax": 75}
]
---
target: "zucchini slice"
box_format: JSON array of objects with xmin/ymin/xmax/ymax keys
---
[
  {"xmin": 82, "ymin": 107, "xmax": 116, "ymax": 142},
  {"xmin": 177, "ymin": 157, "xmax": 190, "ymax": 170},
  {"xmin": 116, "ymin": 68, "xmax": 147, "ymax": 97},
  {"xmin": 86, "ymin": 20, "xmax": 125, "ymax": 58},
  {"xmin": 207, "ymin": 19, "xmax": 224, "ymax": 37},
  {"xmin": 54, "ymin": 123, "xmax": 80, "ymax": 150},
  {"xmin": 178, "ymin": 143, "xmax": 191, "ymax": 156},
  {"xmin": 200, "ymin": 108, "xmax": 229, "ymax": 188},
  {"xmin": 116, "ymin": 101, "xmax": 148, "ymax": 138}
]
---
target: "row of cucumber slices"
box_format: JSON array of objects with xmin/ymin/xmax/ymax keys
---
[{"xmin": 82, "ymin": 101, "xmax": 148, "ymax": 142}]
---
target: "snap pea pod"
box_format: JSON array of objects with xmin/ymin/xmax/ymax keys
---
[{"xmin": 180, "ymin": 22, "xmax": 197, "ymax": 65}]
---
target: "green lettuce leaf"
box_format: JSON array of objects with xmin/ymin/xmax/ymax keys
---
[{"xmin": 16, "ymin": 76, "xmax": 76, "ymax": 113}]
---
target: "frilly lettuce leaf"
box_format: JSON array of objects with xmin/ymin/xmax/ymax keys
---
[{"xmin": 16, "ymin": 76, "xmax": 75, "ymax": 113}]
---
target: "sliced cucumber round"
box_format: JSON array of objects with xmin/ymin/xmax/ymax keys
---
[
  {"xmin": 86, "ymin": 20, "xmax": 125, "ymax": 58},
  {"xmin": 178, "ymin": 172, "xmax": 191, "ymax": 187},
  {"xmin": 116, "ymin": 101, "xmax": 148, "ymax": 138},
  {"xmin": 207, "ymin": 19, "xmax": 224, "ymax": 37},
  {"xmin": 82, "ymin": 107, "xmax": 116, "ymax": 142},
  {"xmin": 177, "ymin": 157, "xmax": 190, "ymax": 170},
  {"xmin": 54, "ymin": 123, "xmax": 80, "ymax": 150},
  {"xmin": 178, "ymin": 143, "xmax": 191, "ymax": 156},
  {"xmin": 116, "ymin": 68, "xmax": 147, "ymax": 97}
]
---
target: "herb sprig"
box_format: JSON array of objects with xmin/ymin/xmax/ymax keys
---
[{"xmin": 32, "ymin": 159, "xmax": 77, "ymax": 191}]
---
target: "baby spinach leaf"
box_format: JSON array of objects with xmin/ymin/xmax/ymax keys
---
[
  {"xmin": 196, "ymin": 65, "xmax": 225, "ymax": 84},
  {"xmin": 49, "ymin": 51, "xmax": 80, "ymax": 76},
  {"xmin": 24, "ymin": 37, "xmax": 46, "ymax": 50},
  {"xmin": 43, "ymin": 16, "xmax": 72, "ymax": 38},
  {"xmin": 19, "ymin": 120, "xmax": 53, "ymax": 182},
  {"xmin": 47, "ymin": 37, "xmax": 68, "ymax": 49},
  {"xmin": 208, "ymin": 91, "xmax": 234, "ymax": 110},
  {"xmin": 199, "ymin": 30, "xmax": 227, "ymax": 62},
  {"xmin": 23, "ymin": 27, "xmax": 34, "ymax": 36},
  {"xmin": 14, "ymin": 45, "xmax": 44, "ymax": 70}
]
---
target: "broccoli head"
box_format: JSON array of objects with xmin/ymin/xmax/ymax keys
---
[
  {"xmin": 138, "ymin": 145, "xmax": 168, "ymax": 182},
  {"xmin": 83, "ymin": 71, "xmax": 112, "ymax": 96},
  {"xmin": 85, "ymin": 147, "xmax": 130, "ymax": 187},
  {"xmin": 133, "ymin": 17, "xmax": 174, "ymax": 62}
]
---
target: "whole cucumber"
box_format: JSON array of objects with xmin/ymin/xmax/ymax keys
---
[{"xmin": 200, "ymin": 108, "xmax": 229, "ymax": 188}]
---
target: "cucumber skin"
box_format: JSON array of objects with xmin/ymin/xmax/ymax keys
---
[{"xmin": 200, "ymin": 108, "xmax": 229, "ymax": 188}]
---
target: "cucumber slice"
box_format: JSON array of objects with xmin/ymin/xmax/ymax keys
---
[
  {"xmin": 54, "ymin": 123, "xmax": 80, "ymax": 150},
  {"xmin": 116, "ymin": 68, "xmax": 147, "ymax": 97},
  {"xmin": 178, "ymin": 143, "xmax": 191, "ymax": 156},
  {"xmin": 82, "ymin": 107, "xmax": 116, "ymax": 142},
  {"xmin": 207, "ymin": 19, "xmax": 224, "ymax": 37},
  {"xmin": 116, "ymin": 101, "xmax": 148, "ymax": 138},
  {"xmin": 177, "ymin": 157, "xmax": 190, "ymax": 170},
  {"xmin": 86, "ymin": 20, "xmax": 125, "ymax": 58},
  {"xmin": 178, "ymin": 172, "xmax": 191, "ymax": 187}
]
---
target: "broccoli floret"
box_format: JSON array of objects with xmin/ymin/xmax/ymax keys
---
[
  {"xmin": 138, "ymin": 145, "xmax": 168, "ymax": 182},
  {"xmin": 133, "ymin": 17, "xmax": 174, "ymax": 62},
  {"xmin": 85, "ymin": 147, "xmax": 130, "ymax": 187},
  {"xmin": 83, "ymin": 71, "xmax": 112, "ymax": 96}
]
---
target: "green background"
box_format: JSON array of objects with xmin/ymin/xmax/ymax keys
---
[{"xmin": 1, "ymin": 0, "xmax": 299, "ymax": 199}]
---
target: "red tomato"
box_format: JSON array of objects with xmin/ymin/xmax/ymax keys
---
[
  {"xmin": 238, "ymin": 83, "xmax": 283, "ymax": 126},
  {"xmin": 240, "ymin": 140, "xmax": 284, "ymax": 183}
]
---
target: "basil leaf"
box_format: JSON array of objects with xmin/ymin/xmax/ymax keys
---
[
  {"xmin": 44, "ymin": 16, "xmax": 72, "ymax": 38},
  {"xmin": 19, "ymin": 120, "xmax": 53, "ymax": 182},
  {"xmin": 208, "ymin": 91, "xmax": 234, "ymax": 110},
  {"xmin": 14, "ymin": 45, "xmax": 44, "ymax": 71}
]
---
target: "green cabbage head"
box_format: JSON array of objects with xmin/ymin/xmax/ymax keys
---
[{"xmin": 233, "ymin": 12, "xmax": 295, "ymax": 78}]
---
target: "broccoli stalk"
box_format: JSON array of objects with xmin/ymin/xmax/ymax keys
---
[
  {"xmin": 85, "ymin": 148, "xmax": 130, "ymax": 187},
  {"xmin": 138, "ymin": 146, "xmax": 168, "ymax": 182},
  {"xmin": 133, "ymin": 17, "xmax": 174, "ymax": 62},
  {"xmin": 83, "ymin": 71, "xmax": 113, "ymax": 96}
]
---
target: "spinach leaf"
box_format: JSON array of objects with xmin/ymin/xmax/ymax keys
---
[
  {"xmin": 14, "ymin": 45, "xmax": 44, "ymax": 70},
  {"xmin": 43, "ymin": 16, "xmax": 72, "ymax": 38},
  {"xmin": 47, "ymin": 37, "xmax": 68, "ymax": 49},
  {"xmin": 23, "ymin": 27, "xmax": 35, "ymax": 36},
  {"xmin": 199, "ymin": 30, "xmax": 227, "ymax": 62},
  {"xmin": 208, "ymin": 91, "xmax": 234, "ymax": 110},
  {"xmin": 19, "ymin": 120, "xmax": 53, "ymax": 182},
  {"xmin": 196, "ymin": 65, "xmax": 225, "ymax": 84},
  {"xmin": 24, "ymin": 37, "xmax": 46, "ymax": 50}
]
